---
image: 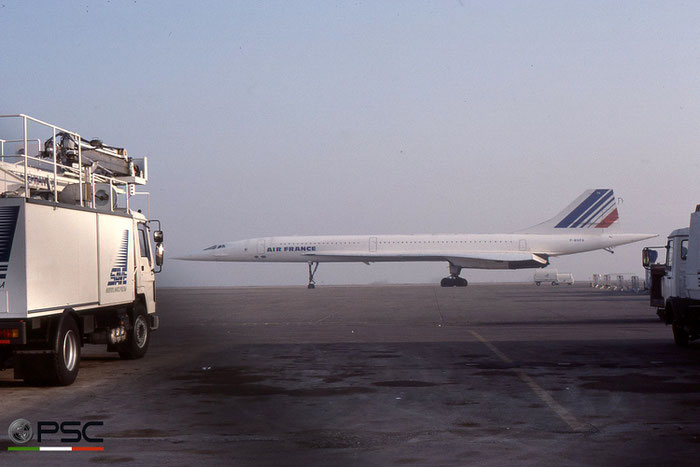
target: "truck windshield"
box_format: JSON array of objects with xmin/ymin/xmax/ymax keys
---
[{"xmin": 666, "ymin": 240, "xmax": 674, "ymax": 269}]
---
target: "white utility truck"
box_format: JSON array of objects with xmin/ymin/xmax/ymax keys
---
[
  {"xmin": 0, "ymin": 114, "xmax": 164, "ymax": 385},
  {"xmin": 643, "ymin": 205, "xmax": 700, "ymax": 346},
  {"xmin": 534, "ymin": 269, "xmax": 574, "ymax": 286}
]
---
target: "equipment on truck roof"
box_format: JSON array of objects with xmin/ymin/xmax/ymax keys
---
[{"xmin": 41, "ymin": 131, "xmax": 141, "ymax": 178}]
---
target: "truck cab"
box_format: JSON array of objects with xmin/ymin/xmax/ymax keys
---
[
  {"xmin": 643, "ymin": 206, "xmax": 700, "ymax": 346},
  {"xmin": 134, "ymin": 214, "xmax": 159, "ymax": 315}
]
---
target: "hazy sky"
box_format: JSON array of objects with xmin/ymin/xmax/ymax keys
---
[{"xmin": 2, "ymin": 1, "xmax": 699, "ymax": 286}]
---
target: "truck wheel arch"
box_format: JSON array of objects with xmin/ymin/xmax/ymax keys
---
[
  {"xmin": 52, "ymin": 310, "xmax": 82, "ymax": 351},
  {"xmin": 133, "ymin": 294, "xmax": 149, "ymax": 317},
  {"xmin": 118, "ymin": 297, "xmax": 150, "ymax": 360}
]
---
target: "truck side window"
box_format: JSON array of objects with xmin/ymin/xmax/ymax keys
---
[
  {"xmin": 138, "ymin": 223, "xmax": 151, "ymax": 263},
  {"xmin": 681, "ymin": 239, "xmax": 688, "ymax": 260}
]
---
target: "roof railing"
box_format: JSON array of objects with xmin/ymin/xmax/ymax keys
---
[{"xmin": 0, "ymin": 114, "xmax": 139, "ymax": 212}]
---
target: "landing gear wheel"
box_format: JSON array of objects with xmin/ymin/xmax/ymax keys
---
[
  {"xmin": 672, "ymin": 323, "xmax": 689, "ymax": 347},
  {"xmin": 119, "ymin": 305, "xmax": 150, "ymax": 360},
  {"xmin": 441, "ymin": 276, "xmax": 467, "ymax": 287}
]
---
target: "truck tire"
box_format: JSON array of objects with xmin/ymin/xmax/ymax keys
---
[
  {"xmin": 31, "ymin": 316, "xmax": 81, "ymax": 386},
  {"xmin": 118, "ymin": 306, "xmax": 150, "ymax": 360},
  {"xmin": 672, "ymin": 324, "xmax": 689, "ymax": 347},
  {"xmin": 535, "ymin": 282, "xmax": 541, "ymax": 286}
]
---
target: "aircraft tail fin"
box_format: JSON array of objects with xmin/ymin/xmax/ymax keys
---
[{"xmin": 517, "ymin": 189, "xmax": 620, "ymax": 233}]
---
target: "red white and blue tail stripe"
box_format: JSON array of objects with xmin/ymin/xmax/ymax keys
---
[
  {"xmin": 517, "ymin": 189, "xmax": 620, "ymax": 233},
  {"xmin": 554, "ymin": 189, "xmax": 618, "ymax": 229}
]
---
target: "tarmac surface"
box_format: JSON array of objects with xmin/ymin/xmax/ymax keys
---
[{"xmin": 1, "ymin": 283, "xmax": 699, "ymax": 466}]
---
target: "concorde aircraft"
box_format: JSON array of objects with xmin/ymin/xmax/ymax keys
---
[{"xmin": 177, "ymin": 189, "xmax": 656, "ymax": 288}]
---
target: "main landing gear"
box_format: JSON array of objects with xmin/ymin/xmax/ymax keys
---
[
  {"xmin": 307, "ymin": 262, "xmax": 319, "ymax": 289},
  {"xmin": 441, "ymin": 276, "xmax": 468, "ymax": 287},
  {"xmin": 440, "ymin": 264, "xmax": 468, "ymax": 287}
]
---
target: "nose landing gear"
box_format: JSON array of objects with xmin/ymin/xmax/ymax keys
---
[
  {"xmin": 440, "ymin": 264, "xmax": 468, "ymax": 287},
  {"xmin": 307, "ymin": 262, "xmax": 319, "ymax": 289}
]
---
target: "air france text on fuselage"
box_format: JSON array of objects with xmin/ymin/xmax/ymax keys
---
[{"xmin": 267, "ymin": 246, "xmax": 317, "ymax": 253}]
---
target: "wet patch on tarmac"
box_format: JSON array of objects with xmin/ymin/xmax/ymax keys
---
[
  {"xmin": 322, "ymin": 367, "xmax": 371, "ymax": 383},
  {"xmin": 285, "ymin": 387, "xmax": 376, "ymax": 397},
  {"xmin": 89, "ymin": 456, "xmax": 136, "ymax": 464},
  {"xmin": 579, "ymin": 373, "xmax": 700, "ymax": 393},
  {"xmin": 172, "ymin": 366, "xmax": 376, "ymax": 397},
  {"xmin": 171, "ymin": 366, "xmax": 266, "ymax": 385},
  {"xmin": 292, "ymin": 429, "xmax": 415, "ymax": 449},
  {"xmin": 444, "ymin": 399, "xmax": 479, "ymax": 406},
  {"xmin": 473, "ymin": 370, "xmax": 520, "ymax": 377},
  {"xmin": 473, "ymin": 362, "xmax": 517, "ymax": 370},
  {"xmin": 455, "ymin": 421, "xmax": 480, "ymax": 428},
  {"xmin": 372, "ymin": 380, "xmax": 440, "ymax": 387},
  {"xmin": 101, "ymin": 428, "xmax": 176, "ymax": 438},
  {"xmin": 396, "ymin": 458, "xmax": 428, "ymax": 464},
  {"xmin": 82, "ymin": 413, "xmax": 112, "ymax": 421}
]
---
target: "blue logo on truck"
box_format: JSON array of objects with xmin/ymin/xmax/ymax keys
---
[
  {"xmin": 0, "ymin": 206, "xmax": 20, "ymax": 288},
  {"xmin": 107, "ymin": 230, "xmax": 129, "ymax": 287}
]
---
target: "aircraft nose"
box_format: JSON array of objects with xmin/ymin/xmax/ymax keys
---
[{"xmin": 173, "ymin": 249, "xmax": 215, "ymax": 261}]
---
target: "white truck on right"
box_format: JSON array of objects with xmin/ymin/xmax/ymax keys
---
[{"xmin": 643, "ymin": 205, "xmax": 700, "ymax": 346}]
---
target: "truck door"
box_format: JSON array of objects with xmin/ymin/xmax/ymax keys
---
[{"xmin": 136, "ymin": 222, "xmax": 156, "ymax": 312}]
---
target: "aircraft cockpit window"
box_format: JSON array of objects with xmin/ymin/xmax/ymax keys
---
[{"xmin": 204, "ymin": 245, "xmax": 217, "ymax": 250}]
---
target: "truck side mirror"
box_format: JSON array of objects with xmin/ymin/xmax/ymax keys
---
[
  {"xmin": 155, "ymin": 243, "xmax": 164, "ymax": 267},
  {"xmin": 154, "ymin": 230, "xmax": 163, "ymax": 243},
  {"xmin": 642, "ymin": 248, "xmax": 650, "ymax": 268}
]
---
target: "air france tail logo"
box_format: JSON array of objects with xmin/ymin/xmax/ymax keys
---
[
  {"xmin": 555, "ymin": 189, "xmax": 619, "ymax": 229},
  {"xmin": 106, "ymin": 230, "xmax": 129, "ymax": 292}
]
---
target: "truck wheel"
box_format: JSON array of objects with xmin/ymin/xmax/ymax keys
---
[
  {"xmin": 535, "ymin": 282, "xmax": 541, "ymax": 286},
  {"xmin": 552, "ymin": 281, "xmax": 557, "ymax": 286},
  {"xmin": 118, "ymin": 307, "xmax": 150, "ymax": 359},
  {"xmin": 672, "ymin": 324, "xmax": 689, "ymax": 347},
  {"xmin": 37, "ymin": 316, "xmax": 80, "ymax": 386}
]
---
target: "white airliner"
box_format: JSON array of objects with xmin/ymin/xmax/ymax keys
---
[{"xmin": 178, "ymin": 189, "xmax": 655, "ymax": 287}]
